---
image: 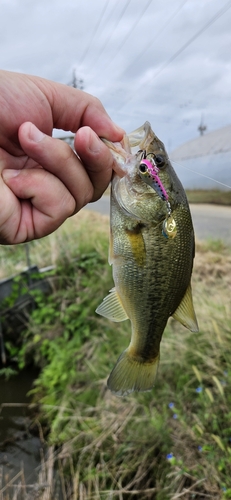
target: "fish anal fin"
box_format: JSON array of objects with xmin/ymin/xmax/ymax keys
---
[
  {"xmin": 172, "ymin": 284, "xmax": 199, "ymax": 332},
  {"xmin": 96, "ymin": 287, "xmax": 128, "ymax": 322},
  {"xmin": 107, "ymin": 349, "xmax": 159, "ymax": 397}
]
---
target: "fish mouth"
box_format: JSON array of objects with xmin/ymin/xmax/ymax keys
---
[
  {"xmin": 112, "ymin": 161, "xmax": 127, "ymax": 179},
  {"xmin": 101, "ymin": 137, "xmax": 135, "ymax": 179}
]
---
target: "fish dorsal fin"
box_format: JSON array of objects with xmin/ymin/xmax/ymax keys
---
[
  {"xmin": 96, "ymin": 287, "xmax": 128, "ymax": 322},
  {"xmin": 172, "ymin": 284, "xmax": 199, "ymax": 332}
]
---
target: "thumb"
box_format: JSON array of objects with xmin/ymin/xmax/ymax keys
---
[{"xmin": 2, "ymin": 167, "xmax": 76, "ymax": 241}]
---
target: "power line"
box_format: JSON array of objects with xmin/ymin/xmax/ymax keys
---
[
  {"xmin": 118, "ymin": 0, "xmax": 231, "ymax": 110},
  {"xmin": 87, "ymin": 0, "xmax": 133, "ymax": 74},
  {"xmin": 98, "ymin": 0, "xmax": 123, "ymax": 33},
  {"xmin": 94, "ymin": 0, "xmax": 188, "ymax": 103},
  {"xmin": 80, "ymin": 0, "xmax": 124, "ymax": 72},
  {"xmin": 89, "ymin": 0, "xmax": 154, "ymax": 81},
  {"xmin": 119, "ymin": 0, "xmax": 189, "ymax": 79},
  {"xmin": 78, "ymin": 0, "xmax": 111, "ymax": 66}
]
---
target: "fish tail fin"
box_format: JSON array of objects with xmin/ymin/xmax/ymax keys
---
[{"xmin": 107, "ymin": 349, "xmax": 159, "ymax": 397}]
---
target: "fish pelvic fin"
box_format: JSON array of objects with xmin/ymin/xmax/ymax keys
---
[
  {"xmin": 172, "ymin": 284, "xmax": 199, "ymax": 332},
  {"xmin": 96, "ymin": 287, "xmax": 128, "ymax": 322},
  {"xmin": 107, "ymin": 349, "xmax": 159, "ymax": 397}
]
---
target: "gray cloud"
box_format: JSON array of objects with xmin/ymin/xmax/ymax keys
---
[{"xmin": 0, "ymin": 0, "xmax": 231, "ymax": 159}]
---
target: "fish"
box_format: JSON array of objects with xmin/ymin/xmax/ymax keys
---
[{"xmin": 96, "ymin": 121, "xmax": 198, "ymax": 397}]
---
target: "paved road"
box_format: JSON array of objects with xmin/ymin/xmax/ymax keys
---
[
  {"xmin": 190, "ymin": 204, "xmax": 231, "ymax": 245},
  {"xmin": 84, "ymin": 197, "xmax": 231, "ymax": 245}
]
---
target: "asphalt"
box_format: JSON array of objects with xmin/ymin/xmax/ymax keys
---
[{"xmin": 84, "ymin": 197, "xmax": 231, "ymax": 245}]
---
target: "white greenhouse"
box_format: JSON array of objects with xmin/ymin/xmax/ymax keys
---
[{"xmin": 169, "ymin": 124, "xmax": 231, "ymax": 191}]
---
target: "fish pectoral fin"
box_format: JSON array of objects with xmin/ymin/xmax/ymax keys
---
[
  {"xmin": 126, "ymin": 225, "xmax": 146, "ymax": 267},
  {"xmin": 172, "ymin": 284, "xmax": 199, "ymax": 332},
  {"xmin": 107, "ymin": 349, "xmax": 160, "ymax": 397},
  {"xmin": 96, "ymin": 287, "xmax": 128, "ymax": 322}
]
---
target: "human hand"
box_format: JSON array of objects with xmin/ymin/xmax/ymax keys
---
[{"xmin": 0, "ymin": 70, "xmax": 124, "ymax": 244}]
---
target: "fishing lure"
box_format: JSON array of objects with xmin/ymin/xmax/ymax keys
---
[
  {"xmin": 138, "ymin": 152, "xmax": 177, "ymax": 239},
  {"xmin": 138, "ymin": 156, "xmax": 169, "ymax": 201},
  {"xmin": 162, "ymin": 206, "xmax": 177, "ymax": 239}
]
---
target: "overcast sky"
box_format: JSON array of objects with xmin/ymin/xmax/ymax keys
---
[{"xmin": 1, "ymin": 0, "xmax": 231, "ymax": 152}]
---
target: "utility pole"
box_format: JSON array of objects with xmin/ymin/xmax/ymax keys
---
[
  {"xmin": 69, "ymin": 68, "xmax": 84, "ymax": 90},
  {"xmin": 198, "ymin": 116, "xmax": 207, "ymax": 136}
]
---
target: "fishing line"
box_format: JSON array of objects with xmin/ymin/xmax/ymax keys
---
[{"xmin": 171, "ymin": 159, "xmax": 231, "ymax": 190}]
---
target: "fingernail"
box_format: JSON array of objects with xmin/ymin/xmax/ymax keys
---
[
  {"xmin": 115, "ymin": 125, "xmax": 125, "ymax": 135},
  {"xmin": 2, "ymin": 169, "xmax": 20, "ymax": 180},
  {"xmin": 88, "ymin": 132, "xmax": 102, "ymax": 154},
  {"xmin": 28, "ymin": 123, "xmax": 45, "ymax": 143}
]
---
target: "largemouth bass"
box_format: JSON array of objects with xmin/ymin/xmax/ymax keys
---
[{"xmin": 96, "ymin": 122, "xmax": 198, "ymax": 397}]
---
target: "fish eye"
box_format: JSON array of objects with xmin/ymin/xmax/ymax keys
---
[
  {"xmin": 139, "ymin": 163, "xmax": 147, "ymax": 173},
  {"xmin": 155, "ymin": 155, "xmax": 165, "ymax": 167}
]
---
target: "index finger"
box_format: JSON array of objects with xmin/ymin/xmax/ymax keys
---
[
  {"xmin": 74, "ymin": 126, "xmax": 117, "ymax": 201},
  {"xmin": 18, "ymin": 122, "xmax": 117, "ymax": 207},
  {"xmin": 34, "ymin": 76, "xmax": 124, "ymax": 140}
]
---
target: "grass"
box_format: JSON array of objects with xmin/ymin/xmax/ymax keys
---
[
  {"xmin": 0, "ymin": 210, "xmax": 231, "ymax": 499},
  {"xmin": 185, "ymin": 189, "xmax": 231, "ymax": 205}
]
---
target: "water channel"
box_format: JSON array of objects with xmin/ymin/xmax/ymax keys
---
[{"xmin": 0, "ymin": 368, "xmax": 43, "ymax": 488}]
